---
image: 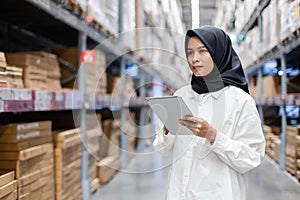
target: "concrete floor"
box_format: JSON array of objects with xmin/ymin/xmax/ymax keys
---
[{"xmin": 92, "ymin": 148, "xmax": 300, "ymax": 200}]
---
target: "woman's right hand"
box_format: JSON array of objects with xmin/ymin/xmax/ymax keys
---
[{"xmin": 163, "ymin": 126, "xmax": 169, "ymax": 135}]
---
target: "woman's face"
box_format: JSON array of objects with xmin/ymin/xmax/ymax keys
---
[{"xmin": 187, "ymin": 36, "xmax": 214, "ymax": 77}]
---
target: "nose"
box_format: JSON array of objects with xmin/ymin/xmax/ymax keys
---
[{"xmin": 192, "ymin": 54, "xmax": 200, "ymax": 63}]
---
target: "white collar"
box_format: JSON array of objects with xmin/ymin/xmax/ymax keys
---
[{"xmin": 190, "ymin": 86, "xmax": 228, "ymax": 101}]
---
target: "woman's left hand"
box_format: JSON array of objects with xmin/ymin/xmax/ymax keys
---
[{"xmin": 179, "ymin": 115, "xmax": 217, "ymax": 143}]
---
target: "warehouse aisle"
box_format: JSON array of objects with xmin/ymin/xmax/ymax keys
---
[{"xmin": 92, "ymin": 148, "xmax": 300, "ymax": 200}]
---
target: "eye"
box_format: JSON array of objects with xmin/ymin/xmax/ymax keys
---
[
  {"xmin": 187, "ymin": 50, "xmax": 193, "ymax": 56},
  {"xmin": 199, "ymin": 49, "xmax": 208, "ymax": 54}
]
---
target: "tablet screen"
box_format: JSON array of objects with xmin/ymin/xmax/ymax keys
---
[{"xmin": 146, "ymin": 96, "xmax": 193, "ymax": 135}]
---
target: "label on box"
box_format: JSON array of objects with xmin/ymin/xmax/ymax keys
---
[
  {"xmin": 81, "ymin": 50, "xmax": 95, "ymax": 64},
  {"xmin": 17, "ymin": 122, "xmax": 39, "ymax": 131},
  {"xmin": 16, "ymin": 131, "xmax": 40, "ymax": 141}
]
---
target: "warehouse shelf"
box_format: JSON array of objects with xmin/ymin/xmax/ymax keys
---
[
  {"xmin": 238, "ymin": 0, "xmax": 270, "ymax": 42},
  {"xmin": 0, "ymin": 88, "xmax": 147, "ymax": 113},
  {"xmin": 254, "ymin": 93, "xmax": 300, "ymax": 106},
  {"xmin": 245, "ymin": 29, "xmax": 300, "ymax": 74}
]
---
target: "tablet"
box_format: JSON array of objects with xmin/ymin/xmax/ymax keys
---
[{"xmin": 146, "ymin": 96, "xmax": 193, "ymax": 135}]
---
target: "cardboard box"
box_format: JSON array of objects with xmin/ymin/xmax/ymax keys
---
[
  {"xmin": 0, "ymin": 136, "xmax": 52, "ymax": 151},
  {"xmin": 97, "ymin": 156, "xmax": 121, "ymax": 184},
  {"xmin": 5, "ymin": 53, "xmax": 44, "ymax": 68},
  {"xmin": 0, "ymin": 171, "xmax": 14, "ymax": 187},
  {"xmin": 1, "ymin": 189, "xmax": 17, "ymax": 200},
  {"xmin": 0, "ymin": 129, "xmax": 52, "ymax": 143},
  {"xmin": 18, "ymin": 170, "xmax": 41, "ymax": 187},
  {"xmin": 0, "ymin": 180, "xmax": 16, "ymax": 198},
  {"xmin": 0, "ymin": 150, "xmax": 53, "ymax": 178},
  {"xmin": 0, "ymin": 143, "xmax": 53, "ymax": 161},
  {"xmin": 0, "ymin": 121, "xmax": 51, "ymax": 135},
  {"xmin": 91, "ymin": 178, "xmax": 100, "ymax": 193}
]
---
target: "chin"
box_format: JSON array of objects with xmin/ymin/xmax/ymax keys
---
[{"xmin": 193, "ymin": 73, "xmax": 203, "ymax": 77}]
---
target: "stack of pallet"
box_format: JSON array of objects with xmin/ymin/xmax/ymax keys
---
[
  {"xmin": 0, "ymin": 171, "xmax": 17, "ymax": 200},
  {"xmin": 264, "ymin": 125, "xmax": 281, "ymax": 163},
  {"xmin": 82, "ymin": 50, "xmax": 107, "ymax": 94},
  {"xmin": 30, "ymin": 52, "xmax": 62, "ymax": 91},
  {"xmin": 0, "ymin": 52, "xmax": 7, "ymax": 88},
  {"xmin": 86, "ymin": 128, "xmax": 101, "ymax": 192},
  {"xmin": 85, "ymin": 113, "xmax": 102, "ymax": 192},
  {"xmin": 6, "ymin": 52, "xmax": 47, "ymax": 90},
  {"xmin": 0, "ymin": 52, "xmax": 23, "ymax": 88},
  {"xmin": 6, "ymin": 66, "xmax": 24, "ymax": 88},
  {"xmin": 53, "ymin": 128, "xmax": 82, "ymax": 200},
  {"xmin": 286, "ymin": 126, "xmax": 300, "ymax": 176},
  {"xmin": 125, "ymin": 110, "xmax": 137, "ymax": 158},
  {"xmin": 98, "ymin": 119, "xmax": 121, "ymax": 184},
  {"xmin": 0, "ymin": 121, "xmax": 54, "ymax": 200},
  {"xmin": 297, "ymin": 138, "xmax": 300, "ymax": 181}
]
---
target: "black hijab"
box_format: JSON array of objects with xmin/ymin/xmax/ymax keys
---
[{"xmin": 185, "ymin": 25, "xmax": 249, "ymax": 94}]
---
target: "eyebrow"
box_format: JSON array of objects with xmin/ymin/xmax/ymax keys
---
[{"xmin": 187, "ymin": 46, "xmax": 207, "ymax": 50}]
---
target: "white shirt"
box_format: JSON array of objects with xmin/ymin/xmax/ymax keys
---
[{"xmin": 153, "ymin": 85, "xmax": 266, "ymax": 200}]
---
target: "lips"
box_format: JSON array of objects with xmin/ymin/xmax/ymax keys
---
[{"xmin": 193, "ymin": 66, "xmax": 203, "ymax": 70}]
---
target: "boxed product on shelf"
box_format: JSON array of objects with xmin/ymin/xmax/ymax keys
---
[
  {"xmin": 29, "ymin": 51, "xmax": 62, "ymax": 91},
  {"xmin": 85, "ymin": 127, "xmax": 101, "ymax": 189},
  {"xmin": 0, "ymin": 52, "xmax": 6, "ymax": 67},
  {"xmin": 6, "ymin": 52, "xmax": 48, "ymax": 90},
  {"xmin": 0, "ymin": 146, "xmax": 54, "ymax": 199},
  {"xmin": 100, "ymin": 119, "xmax": 121, "ymax": 159},
  {"xmin": 269, "ymin": 0, "xmax": 281, "ymax": 49},
  {"xmin": 0, "ymin": 170, "xmax": 16, "ymax": 199},
  {"xmin": 289, "ymin": 0, "xmax": 300, "ymax": 34},
  {"xmin": 54, "ymin": 48, "xmax": 107, "ymax": 92},
  {"xmin": 87, "ymin": 0, "xmax": 119, "ymax": 36},
  {"xmin": 97, "ymin": 156, "xmax": 121, "ymax": 185},
  {"xmin": 125, "ymin": 110, "xmax": 137, "ymax": 156},
  {"xmin": 53, "ymin": 128, "xmax": 82, "ymax": 200},
  {"xmin": 82, "ymin": 50, "xmax": 107, "ymax": 94},
  {"xmin": 0, "ymin": 121, "xmax": 52, "ymax": 144},
  {"xmin": 285, "ymin": 126, "xmax": 300, "ymax": 175},
  {"xmin": 262, "ymin": 75, "xmax": 281, "ymax": 97},
  {"xmin": 280, "ymin": 0, "xmax": 292, "ymax": 41},
  {"xmin": 107, "ymin": 74, "xmax": 137, "ymax": 102}
]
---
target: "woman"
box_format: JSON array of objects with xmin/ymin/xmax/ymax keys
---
[{"xmin": 153, "ymin": 26, "xmax": 265, "ymax": 200}]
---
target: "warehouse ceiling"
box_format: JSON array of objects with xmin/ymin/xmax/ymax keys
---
[{"xmin": 180, "ymin": 0, "xmax": 217, "ymax": 30}]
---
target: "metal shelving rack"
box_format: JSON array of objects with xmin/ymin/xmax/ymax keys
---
[
  {"xmin": 238, "ymin": 0, "xmax": 300, "ymax": 171},
  {"xmin": 0, "ymin": 0, "xmax": 164, "ymax": 199}
]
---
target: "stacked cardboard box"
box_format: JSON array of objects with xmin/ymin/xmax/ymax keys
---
[
  {"xmin": 82, "ymin": 50, "xmax": 107, "ymax": 94},
  {"xmin": 107, "ymin": 74, "xmax": 137, "ymax": 106},
  {"xmin": 98, "ymin": 119, "xmax": 121, "ymax": 184},
  {"xmin": 0, "ymin": 52, "xmax": 6, "ymax": 68},
  {"xmin": 286, "ymin": 126, "xmax": 300, "ymax": 176},
  {"xmin": 264, "ymin": 125, "xmax": 281, "ymax": 163},
  {"xmin": 86, "ymin": 128, "xmax": 101, "ymax": 192},
  {"xmin": 53, "ymin": 47, "xmax": 78, "ymax": 89},
  {"xmin": 0, "ymin": 171, "xmax": 17, "ymax": 200},
  {"xmin": 0, "ymin": 121, "xmax": 54, "ymax": 200},
  {"xmin": 6, "ymin": 53, "xmax": 47, "ymax": 90},
  {"xmin": 297, "ymin": 138, "xmax": 300, "ymax": 180},
  {"xmin": 125, "ymin": 110, "xmax": 137, "ymax": 158},
  {"xmin": 29, "ymin": 52, "xmax": 62, "ymax": 91},
  {"xmin": 0, "ymin": 52, "xmax": 24, "ymax": 88},
  {"xmin": 53, "ymin": 128, "xmax": 82, "ymax": 200},
  {"xmin": 54, "ymin": 48, "xmax": 107, "ymax": 93},
  {"xmin": 87, "ymin": 0, "xmax": 119, "ymax": 36}
]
